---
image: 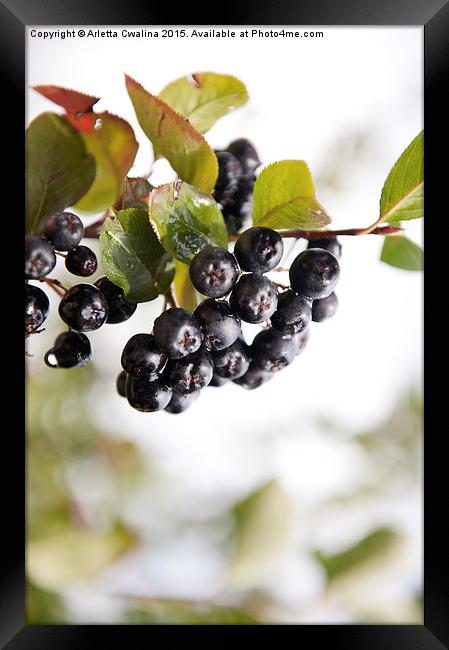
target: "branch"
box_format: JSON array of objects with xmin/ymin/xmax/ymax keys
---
[{"xmin": 228, "ymin": 224, "xmax": 403, "ymax": 242}]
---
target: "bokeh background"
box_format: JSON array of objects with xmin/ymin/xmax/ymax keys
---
[{"xmin": 26, "ymin": 26, "xmax": 423, "ymax": 623}]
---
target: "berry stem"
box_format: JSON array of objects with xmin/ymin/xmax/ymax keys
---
[
  {"xmin": 163, "ymin": 287, "xmax": 179, "ymax": 309},
  {"xmin": 228, "ymin": 224, "xmax": 403, "ymax": 241},
  {"xmin": 41, "ymin": 277, "xmax": 68, "ymax": 297}
]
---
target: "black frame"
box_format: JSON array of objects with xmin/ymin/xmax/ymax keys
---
[{"xmin": 4, "ymin": 0, "xmax": 448, "ymax": 646}]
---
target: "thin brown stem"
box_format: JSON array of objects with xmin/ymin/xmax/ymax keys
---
[
  {"xmin": 164, "ymin": 286, "xmax": 178, "ymax": 309},
  {"xmin": 41, "ymin": 277, "xmax": 67, "ymax": 297},
  {"xmin": 228, "ymin": 224, "xmax": 403, "ymax": 242}
]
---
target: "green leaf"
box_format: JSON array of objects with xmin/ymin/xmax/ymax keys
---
[
  {"xmin": 26, "ymin": 581, "xmax": 67, "ymax": 624},
  {"xmin": 125, "ymin": 74, "xmax": 218, "ymax": 193},
  {"xmin": 314, "ymin": 527, "xmax": 398, "ymax": 583},
  {"xmin": 381, "ymin": 236, "xmax": 423, "ymax": 271},
  {"xmin": 159, "ymin": 72, "xmax": 249, "ymax": 134},
  {"xmin": 71, "ymin": 112, "xmax": 138, "ymax": 213},
  {"xmin": 173, "ymin": 260, "xmax": 198, "ymax": 311},
  {"xmin": 149, "ymin": 181, "xmax": 228, "ymax": 264},
  {"xmin": 99, "ymin": 208, "xmax": 175, "ymax": 302},
  {"xmin": 252, "ymin": 161, "xmax": 331, "ymax": 230},
  {"xmin": 27, "ymin": 523, "xmax": 134, "ymax": 590},
  {"xmin": 122, "ymin": 176, "xmax": 153, "ymax": 209},
  {"xmin": 380, "ymin": 131, "xmax": 423, "ymax": 224},
  {"xmin": 229, "ymin": 480, "xmax": 291, "ymax": 587},
  {"xmin": 26, "ymin": 112, "xmax": 96, "ymax": 233}
]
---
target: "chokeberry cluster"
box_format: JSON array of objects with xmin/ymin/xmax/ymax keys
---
[
  {"xmin": 213, "ymin": 138, "xmax": 261, "ymax": 235},
  {"xmin": 115, "ymin": 228, "xmax": 341, "ymax": 415},
  {"xmin": 25, "ymin": 211, "xmax": 137, "ymax": 366}
]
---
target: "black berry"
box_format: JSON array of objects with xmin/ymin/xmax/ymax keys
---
[
  {"xmin": 289, "ymin": 248, "xmax": 340, "ymax": 300},
  {"xmin": 271, "ymin": 289, "xmax": 312, "ymax": 334},
  {"xmin": 153, "ymin": 308, "xmax": 202, "ymax": 359},
  {"xmin": 25, "ymin": 284, "xmax": 49, "ymax": 335},
  {"xmin": 230, "ymin": 273, "xmax": 278, "ymax": 324},
  {"xmin": 251, "ymin": 328, "xmax": 296, "ymax": 372},
  {"xmin": 25, "ymin": 235, "xmax": 56, "ymax": 280},
  {"xmin": 312, "ymin": 292, "xmax": 338, "ymax": 322},
  {"xmin": 213, "ymin": 339, "xmax": 250, "ymax": 379},
  {"xmin": 165, "ymin": 346, "xmax": 213, "ymax": 393},
  {"xmin": 43, "ymin": 211, "xmax": 84, "ymax": 251},
  {"xmin": 94, "ymin": 277, "xmax": 137, "ymax": 324},
  {"xmin": 293, "ymin": 327, "xmax": 310, "ymax": 356},
  {"xmin": 126, "ymin": 375, "xmax": 172, "ymax": 412},
  {"xmin": 194, "ymin": 299, "xmax": 241, "ymax": 351},
  {"xmin": 58, "ymin": 284, "xmax": 109, "ymax": 332},
  {"xmin": 116, "ymin": 370, "xmax": 127, "ymax": 397},
  {"xmin": 121, "ymin": 333, "xmax": 167, "ymax": 379},
  {"xmin": 227, "ymin": 138, "xmax": 260, "ymax": 175},
  {"xmin": 65, "ymin": 245, "xmax": 97, "ymax": 277},
  {"xmin": 307, "ymin": 236, "xmax": 341, "ymax": 259},
  {"xmin": 44, "ymin": 331, "xmax": 91, "ymax": 368},
  {"xmin": 214, "ymin": 151, "xmax": 242, "ymax": 202},
  {"xmin": 209, "ymin": 372, "xmax": 229, "ymax": 387},
  {"xmin": 221, "ymin": 175, "xmax": 254, "ymax": 236},
  {"xmin": 233, "ymin": 363, "xmax": 272, "ymax": 390},
  {"xmin": 234, "ymin": 227, "xmax": 284, "ymax": 273},
  {"xmin": 165, "ymin": 390, "xmax": 199, "ymax": 414},
  {"xmin": 189, "ymin": 247, "xmax": 239, "ymax": 298}
]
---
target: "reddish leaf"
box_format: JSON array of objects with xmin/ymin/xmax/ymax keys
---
[{"xmin": 34, "ymin": 85, "xmax": 100, "ymax": 114}]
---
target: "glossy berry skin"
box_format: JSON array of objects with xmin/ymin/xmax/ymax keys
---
[
  {"xmin": 227, "ymin": 138, "xmax": 260, "ymax": 175},
  {"xmin": 94, "ymin": 277, "xmax": 137, "ymax": 324},
  {"xmin": 58, "ymin": 284, "xmax": 109, "ymax": 332},
  {"xmin": 25, "ymin": 235, "xmax": 56, "ymax": 280},
  {"xmin": 293, "ymin": 327, "xmax": 310, "ymax": 356},
  {"xmin": 189, "ymin": 247, "xmax": 239, "ymax": 299},
  {"xmin": 214, "ymin": 151, "xmax": 242, "ymax": 201},
  {"xmin": 271, "ymin": 289, "xmax": 312, "ymax": 334},
  {"xmin": 233, "ymin": 363, "xmax": 272, "ymax": 390},
  {"xmin": 65, "ymin": 245, "xmax": 98, "ymax": 277},
  {"xmin": 153, "ymin": 308, "xmax": 202, "ymax": 359},
  {"xmin": 116, "ymin": 370, "xmax": 127, "ymax": 397},
  {"xmin": 230, "ymin": 273, "xmax": 278, "ymax": 324},
  {"xmin": 165, "ymin": 347, "xmax": 213, "ymax": 394},
  {"xmin": 44, "ymin": 331, "xmax": 91, "ymax": 368},
  {"xmin": 165, "ymin": 390, "xmax": 199, "ymax": 414},
  {"xmin": 194, "ymin": 299, "xmax": 241, "ymax": 351},
  {"xmin": 213, "ymin": 339, "xmax": 250, "ymax": 379},
  {"xmin": 312, "ymin": 292, "xmax": 338, "ymax": 322},
  {"xmin": 25, "ymin": 284, "xmax": 49, "ymax": 335},
  {"xmin": 126, "ymin": 375, "xmax": 172, "ymax": 412},
  {"xmin": 221, "ymin": 175, "xmax": 254, "ymax": 235},
  {"xmin": 43, "ymin": 211, "xmax": 84, "ymax": 251},
  {"xmin": 234, "ymin": 227, "xmax": 284, "ymax": 273},
  {"xmin": 289, "ymin": 248, "xmax": 340, "ymax": 300},
  {"xmin": 209, "ymin": 372, "xmax": 229, "ymax": 387},
  {"xmin": 307, "ymin": 236, "xmax": 341, "ymax": 259},
  {"xmin": 251, "ymin": 328, "xmax": 296, "ymax": 373},
  {"xmin": 121, "ymin": 333, "xmax": 167, "ymax": 379}
]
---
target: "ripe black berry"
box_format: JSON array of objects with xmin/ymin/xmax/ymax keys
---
[
  {"xmin": 307, "ymin": 236, "xmax": 341, "ymax": 259},
  {"xmin": 230, "ymin": 273, "xmax": 278, "ymax": 324},
  {"xmin": 221, "ymin": 175, "xmax": 254, "ymax": 235},
  {"xmin": 213, "ymin": 339, "xmax": 250, "ymax": 379},
  {"xmin": 121, "ymin": 333, "xmax": 167, "ymax": 379},
  {"xmin": 251, "ymin": 328, "xmax": 296, "ymax": 372},
  {"xmin": 44, "ymin": 331, "xmax": 91, "ymax": 368},
  {"xmin": 94, "ymin": 277, "xmax": 137, "ymax": 324},
  {"xmin": 43, "ymin": 211, "xmax": 84, "ymax": 251},
  {"xmin": 58, "ymin": 284, "xmax": 109, "ymax": 332},
  {"xmin": 271, "ymin": 289, "xmax": 312, "ymax": 334},
  {"xmin": 214, "ymin": 151, "xmax": 242, "ymax": 202},
  {"xmin": 116, "ymin": 370, "xmax": 127, "ymax": 397},
  {"xmin": 194, "ymin": 299, "xmax": 241, "ymax": 351},
  {"xmin": 189, "ymin": 247, "xmax": 239, "ymax": 298},
  {"xmin": 153, "ymin": 308, "xmax": 202, "ymax": 359},
  {"xmin": 165, "ymin": 347, "xmax": 213, "ymax": 393},
  {"xmin": 293, "ymin": 327, "xmax": 310, "ymax": 356},
  {"xmin": 165, "ymin": 390, "xmax": 199, "ymax": 414},
  {"xmin": 25, "ymin": 284, "xmax": 49, "ymax": 335},
  {"xmin": 65, "ymin": 245, "xmax": 98, "ymax": 277},
  {"xmin": 233, "ymin": 363, "xmax": 272, "ymax": 390},
  {"xmin": 289, "ymin": 248, "xmax": 340, "ymax": 300},
  {"xmin": 227, "ymin": 138, "xmax": 261, "ymax": 175},
  {"xmin": 312, "ymin": 292, "xmax": 338, "ymax": 322},
  {"xmin": 234, "ymin": 227, "xmax": 284, "ymax": 273},
  {"xmin": 25, "ymin": 235, "xmax": 56, "ymax": 280},
  {"xmin": 209, "ymin": 372, "xmax": 229, "ymax": 387},
  {"xmin": 126, "ymin": 375, "xmax": 172, "ymax": 412}
]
